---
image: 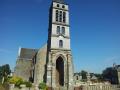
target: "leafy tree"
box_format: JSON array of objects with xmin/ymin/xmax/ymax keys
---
[
  {"xmin": 94, "ymin": 73, "xmax": 104, "ymax": 81},
  {"xmin": 0, "ymin": 66, "xmax": 2, "ymax": 83},
  {"xmin": 0, "ymin": 64, "xmax": 11, "ymax": 83},
  {"xmin": 2, "ymin": 64, "xmax": 11, "ymax": 76},
  {"xmin": 81, "ymin": 70, "xmax": 87, "ymax": 80}
]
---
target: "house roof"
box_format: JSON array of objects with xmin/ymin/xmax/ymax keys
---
[{"xmin": 91, "ymin": 75, "xmax": 97, "ymax": 80}]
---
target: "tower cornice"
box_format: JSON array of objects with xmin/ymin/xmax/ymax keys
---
[
  {"xmin": 52, "ymin": 22, "xmax": 70, "ymax": 27},
  {"xmin": 51, "ymin": 34, "xmax": 70, "ymax": 39},
  {"xmin": 53, "ymin": 0, "xmax": 66, "ymax": 4}
]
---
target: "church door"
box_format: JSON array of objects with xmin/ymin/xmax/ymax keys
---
[{"xmin": 56, "ymin": 57, "xmax": 64, "ymax": 87}]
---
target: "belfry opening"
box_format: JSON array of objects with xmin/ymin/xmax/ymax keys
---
[{"xmin": 56, "ymin": 56, "xmax": 64, "ymax": 86}]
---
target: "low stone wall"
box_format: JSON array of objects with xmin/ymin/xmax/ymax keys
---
[
  {"xmin": 74, "ymin": 85, "xmax": 120, "ymax": 90},
  {"xmin": 82, "ymin": 85, "xmax": 112, "ymax": 90},
  {"xmin": 112, "ymin": 85, "xmax": 120, "ymax": 90},
  {"xmin": 9, "ymin": 84, "xmax": 120, "ymax": 90},
  {"xmin": 9, "ymin": 84, "xmax": 39, "ymax": 90}
]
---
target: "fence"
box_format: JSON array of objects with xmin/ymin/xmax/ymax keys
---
[
  {"xmin": 74, "ymin": 85, "xmax": 120, "ymax": 90},
  {"xmin": 9, "ymin": 84, "xmax": 120, "ymax": 90}
]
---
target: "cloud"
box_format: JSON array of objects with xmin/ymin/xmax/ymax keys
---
[{"xmin": 0, "ymin": 49, "xmax": 12, "ymax": 54}]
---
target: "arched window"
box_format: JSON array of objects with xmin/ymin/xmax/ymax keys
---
[
  {"xmin": 61, "ymin": 27, "xmax": 65, "ymax": 35},
  {"xmin": 63, "ymin": 12, "xmax": 66, "ymax": 23},
  {"xmin": 57, "ymin": 26, "xmax": 60, "ymax": 34},
  {"xmin": 62, "ymin": 5, "xmax": 65, "ymax": 8},
  {"xmin": 56, "ymin": 10, "xmax": 58, "ymax": 22},
  {"xmin": 59, "ymin": 11, "xmax": 62, "ymax": 22},
  {"xmin": 59, "ymin": 40, "xmax": 63, "ymax": 48},
  {"xmin": 57, "ymin": 4, "xmax": 59, "ymax": 7}
]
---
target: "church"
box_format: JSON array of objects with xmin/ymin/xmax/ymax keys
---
[{"xmin": 14, "ymin": 0, "xmax": 74, "ymax": 89}]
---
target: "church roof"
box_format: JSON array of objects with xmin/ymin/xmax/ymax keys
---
[
  {"xmin": 53, "ymin": 0, "xmax": 65, "ymax": 4},
  {"xmin": 18, "ymin": 48, "xmax": 38, "ymax": 60}
]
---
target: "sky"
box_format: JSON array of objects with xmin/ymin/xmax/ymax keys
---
[{"xmin": 0, "ymin": 0, "xmax": 120, "ymax": 73}]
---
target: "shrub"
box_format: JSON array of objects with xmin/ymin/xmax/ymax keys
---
[
  {"xmin": 23, "ymin": 81, "xmax": 32, "ymax": 88},
  {"xmin": 15, "ymin": 78, "xmax": 23, "ymax": 87},
  {"xmin": 8, "ymin": 76, "xmax": 23, "ymax": 87},
  {"xmin": 38, "ymin": 82, "xmax": 47, "ymax": 90}
]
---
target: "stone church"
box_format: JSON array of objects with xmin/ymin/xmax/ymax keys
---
[{"xmin": 14, "ymin": 0, "xmax": 74, "ymax": 89}]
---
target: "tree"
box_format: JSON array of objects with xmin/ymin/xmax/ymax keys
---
[
  {"xmin": 0, "ymin": 64, "xmax": 11, "ymax": 83},
  {"xmin": 81, "ymin": 70, "xmax": 87, "ymax": 80},
  {"xmin": 0, "ymin": 66, "xmax": 2, "ymax": 83},
  {"xmin": 1, "ymin": 64, "xmax": 11, "ymax": 76},
  {"xmin": 94, "ymin": 73, "xmax": 104, "ymax": 82}
]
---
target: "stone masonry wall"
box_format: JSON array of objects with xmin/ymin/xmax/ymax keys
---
[
  {"xmin": 74, "ymin": 85, "xmax": 120, "ymax": 90},
  {"xmin": 14, "ymin": 59, "xmax": 32, "ymax": 81},
  {"xmin": 34, "ymin": 44, "xmax": 47, "ymax": 84}
]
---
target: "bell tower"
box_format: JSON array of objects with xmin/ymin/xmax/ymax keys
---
[
  {"xmin": 48, "ymin": 0, "xmax": 70, "ymax": 50},
  {"xmin": 46, "ymin": 0, "xmax": 74, "ymax": 89}
]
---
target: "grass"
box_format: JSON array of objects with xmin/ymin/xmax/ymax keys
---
[{"xmin": 0, "ymin": 84, "xmax": 5, "ymax": 90}]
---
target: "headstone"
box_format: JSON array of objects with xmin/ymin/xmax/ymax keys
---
[
  {"xmin": 20, "ymin": 84, "xmax": 26, "ymax": 90},
  {"xmin": 35, "ymin": 84, "xmax": 39, "ymax": 90},
  {"xmin": 9, "ymin": 84, "xmax": 15, "ymax": 90}
]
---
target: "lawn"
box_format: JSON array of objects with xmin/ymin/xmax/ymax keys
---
[{"xmin": 0, "ymin": 84, "xmax": 5, "ymax": 90}]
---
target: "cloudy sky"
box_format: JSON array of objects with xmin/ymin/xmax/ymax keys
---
[{"xmin": 0, "ymin": 0, "xmax": 120, "ymax": 73}]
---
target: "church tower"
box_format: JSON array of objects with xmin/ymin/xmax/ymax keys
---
[
  {"xmin": 46, "ymin": 0, "xmax": 74, "ymax": 89},
  {"xmin": 14, "ymin": 0, "xmax": 74, "ymax": 89}
]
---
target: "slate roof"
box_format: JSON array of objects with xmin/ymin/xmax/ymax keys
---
[
  {"xmin": 53, "ymin": 0, "xmax": 65, "ymax": 4},
  {"xmin": 19, "ymin": 48, "xmax": 38, "ymax": 60}
]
